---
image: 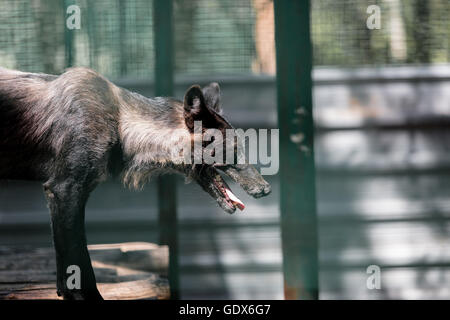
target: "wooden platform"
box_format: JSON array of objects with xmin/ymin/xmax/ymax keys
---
[{"xmin": 0, "ymin": 242, "xmax": 170, "ymax": 300}]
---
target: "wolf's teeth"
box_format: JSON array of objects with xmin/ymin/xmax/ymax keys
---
[{"xmin": 225, "ymin": 188, "xmax": 245, "ymax": 211}]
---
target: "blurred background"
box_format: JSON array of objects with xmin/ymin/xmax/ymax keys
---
[{"xmin": 0, "ymin": 0, "xmax": 450, "ymax": 299}]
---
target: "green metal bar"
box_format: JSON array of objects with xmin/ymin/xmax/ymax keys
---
[
  {"xmin": 153, "ymin": 0, "xmax": 179, "ymax": 300},
  {"xmin": 63, "ymin": 0, "xmax": 75, "ymax": 68},
  {"xmin": 118, "ymin": 0, "xmax": 127, "ymax": 76},
  {"xmin": 86, "ymin": 1, "xmax": 96, "ymax": 69},
  {"xmin": 274, "ymin": 0, "xmax": 318, "ymax": 300}
]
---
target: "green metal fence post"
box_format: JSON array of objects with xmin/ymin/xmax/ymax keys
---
[
  {"xmin": 274, "ymin": 0, "xmax": 319, "ymax": 300},
  {"xmin": 118, "ymin": 0, "xmax": 127, "ymax": 76},
  {"xmin": 153, "ymin": 0, "xmax": 179, "ymax": 300},
  {"xmin": 63, "ymin": 0, "xmax": 75, "ymax": 68}
]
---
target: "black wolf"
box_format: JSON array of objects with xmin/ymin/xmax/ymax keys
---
[{"xmin": 0, "ymin": 67, "xmax": 271, "ymax": 300}]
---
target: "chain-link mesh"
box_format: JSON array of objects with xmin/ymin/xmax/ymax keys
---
[
  {"xmin": 0, "ymin": 0, "xmax": 448, "ymax": 78},
  {"xmin": 0, "ymin": 0, "xmax": 65, "ymax": 73},
  {"xmin": 173, "ymin": 0, "xmax": 257, "ymax": 75},
  {"xmin": 75, "ymin": 0, "xmax": 155, "ymax": 79},
  {"xmin": 311, "ymin": 0, "xmax": 450, "ymax": 66}
]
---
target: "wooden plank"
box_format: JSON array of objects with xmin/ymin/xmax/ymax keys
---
[
  {"xmin": 88, "ymin": 242, "xmax": 168, "ymax": 275},
  {"xmin": 2, "ymin": 278, "xmax": 169, "ymax": 300},
  {"xmin": 0, "ymin": 243, "xmax": 169, "ymax": 300},
  {"xmin": 274, "ymin": 0, "xmax": 319, "ymax": 299}
]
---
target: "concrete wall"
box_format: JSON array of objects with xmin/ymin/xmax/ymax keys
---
[{"xmin": 115, "ymin": 64, "xmax": 450, "ymax": 129}]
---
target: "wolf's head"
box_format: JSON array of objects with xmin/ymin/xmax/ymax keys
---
[
  {"xmin": 120, "ymin": 82, "xmax": 271, "ymax": 214},
  {"xmin": 181, "ymin": 83, "xmax": 271, "ymax": 213}
]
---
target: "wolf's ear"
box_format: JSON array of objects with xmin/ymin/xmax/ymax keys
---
[
  {"xmin": 184, "ymin": 85, "xmax": 206, "ymax": 114},
  {"xmin": 184, "ymin": 85, "xmax": 208, "ymax": 131},
  {"xmin": 202, "ymin": 82, "xmax": 222, "ymax": 114}
]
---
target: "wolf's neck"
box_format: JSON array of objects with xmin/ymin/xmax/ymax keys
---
[{"xmin": 116, "ymin": 90, "xmax": 190, "ymax": 188}]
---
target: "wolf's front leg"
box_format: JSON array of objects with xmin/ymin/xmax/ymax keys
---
[{"xmin": 44, "ymin": 180, "xmax": 103, "ymax": 300}]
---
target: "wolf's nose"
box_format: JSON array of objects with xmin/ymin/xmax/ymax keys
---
[
  {"xmin": 251, "ymin": 183, "xmax": 271, "ymax": 198},
  {"xmin": 263, "ymin": 184, "xmax": 271, "ymax": 196}
]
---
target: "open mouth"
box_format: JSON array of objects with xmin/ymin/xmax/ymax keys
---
[
  {"xmin": 194, "ymin": 164, "xmax": 270, "ymax": 214},
  {"xmin": 213, "ymin": 172, "xmax": 245, "ymax": 211}
]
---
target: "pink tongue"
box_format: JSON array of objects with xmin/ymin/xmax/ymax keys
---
[{"xmin": 225, "ymin": 188, "xmax": 245, "ymax": 211}]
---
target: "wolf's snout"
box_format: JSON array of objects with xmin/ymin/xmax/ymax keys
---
[
  {"xmin": 258, "ymin": 184, "xmax": 272, "ymax": 198},
  {"xmin": 220, "ymin": 164, "xmax": 271, "ymax": 199}
]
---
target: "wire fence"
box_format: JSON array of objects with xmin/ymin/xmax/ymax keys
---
[
  {"xmin": 311, "ymin": 0, "xmax": 450, "ymax": 66},
  {"xmin": 0, "ymin": 0, "xmax": 448, "ymax": 78}
]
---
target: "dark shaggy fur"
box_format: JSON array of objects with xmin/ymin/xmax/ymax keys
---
[{"xmin": 0, "ymin": 67, "xmax": 270, "ymax": 300}]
